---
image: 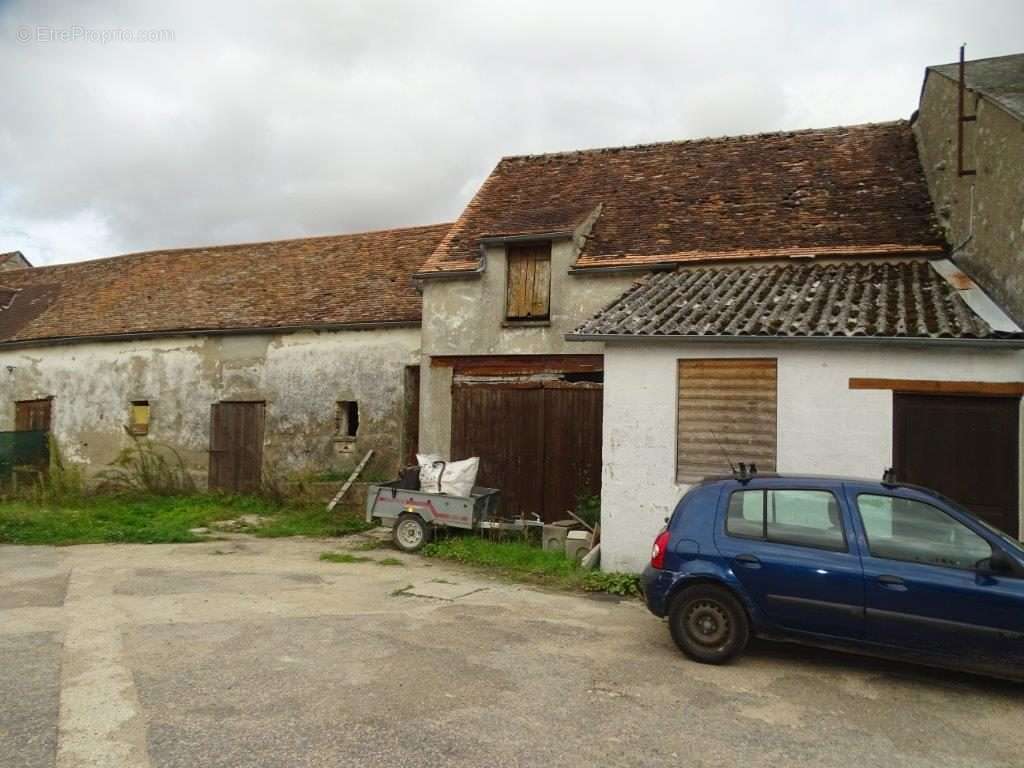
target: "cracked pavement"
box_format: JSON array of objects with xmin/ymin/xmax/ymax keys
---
[{"xmin": 1, "ymin": 536, "xmax": 1022, "ymax": 768}]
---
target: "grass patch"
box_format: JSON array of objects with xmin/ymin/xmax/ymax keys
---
[
  {"xmin": 421, "ymin": 535, "xmax": 640, "ymax": 596},
  {"xmin": 320, "ymin": 551, "xmax": 372, "ymax": 564},
  {"xmin": 249, "ymin": 503, "xmax": 374, "ymax": 539},
  {"xmin": 0, "ymin": 493, "xmax": 372, "ymax": 546},
  {"xmin": 0, "ymin": 494, "xmax": 264, "ymax": 545},
  {"xmin": 375, "ymin": 557, "xmax": 405, "ymax": 567}
]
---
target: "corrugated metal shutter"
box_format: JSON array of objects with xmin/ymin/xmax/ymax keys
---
[{"xmin": 677, "ymin": 358, "xmax": 777, "ymax": 483}]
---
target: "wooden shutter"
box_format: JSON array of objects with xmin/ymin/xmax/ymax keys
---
[
  {"xmin": 505, "ymin": 243, "xmax": 551, "ymax": 319},
  {"xmin": 677, "ymin": 359, "xmax": 777, "ymax": 483},
  {"xmin": 15, "ymin": 399, "xmax": 52, "ymax": 432}
]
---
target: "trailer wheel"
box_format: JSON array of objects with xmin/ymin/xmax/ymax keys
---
[{"xmin": 393, "ymin": 513, "xmax": 431, "ymax": 553}]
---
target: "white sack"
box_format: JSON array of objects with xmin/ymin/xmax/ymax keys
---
[
  {"xmin": 416, "ymin": 453, "xmax": 444, "ymax": 493},
  {"xmin": 416, "ymin": 454, "xmax": 479, "ymax": 497},
  {"xmin": 438, "ymin": 457, "xmax": 479, "ymax": 498}
]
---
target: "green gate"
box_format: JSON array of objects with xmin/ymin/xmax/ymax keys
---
[{"xmin": 0, "ymin": 430, "xmax": 49, "ymax": 487}]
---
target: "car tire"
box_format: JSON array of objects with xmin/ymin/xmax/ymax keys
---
[
  {"xmin": 668, "ymin": 584, "xmax": 750, "ymax": 664},
  {"xmin": 393, "ymin": 513, "xmax": 431, "ymax": 553}
]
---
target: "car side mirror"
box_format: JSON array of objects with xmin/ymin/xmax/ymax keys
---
[{"xmin": 982, "ymin": 548, "xmax": 1020, "ymax": 577}]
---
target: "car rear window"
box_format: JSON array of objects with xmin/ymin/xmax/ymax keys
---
[{"xmin": 726, "ymin": 489, "xmax": 847, "ymax": 552}]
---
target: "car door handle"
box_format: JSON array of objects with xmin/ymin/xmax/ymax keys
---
[
  {"xmin": 734, "ymin": 554, "xmax": 761, "ymax": 569},
  {"xmin": 877, "ymin": 575, "xmax": 907, "ymax": 591}
]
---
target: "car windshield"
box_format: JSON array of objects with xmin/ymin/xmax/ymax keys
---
[{"xmin": 936, "ymin": 494, "xmax": 1024, "ymax": 558}]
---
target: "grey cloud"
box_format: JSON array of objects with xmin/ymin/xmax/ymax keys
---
[{"xmin": 0, "ymin": 0, "xmax": 1021, "ymax": 264}]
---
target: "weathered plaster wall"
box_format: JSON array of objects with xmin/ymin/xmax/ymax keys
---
[
  {"xmin": 915, "ymin": 72, "xmax": 1024, "ymax": 325},
  {"xmin": 0, "ymin": 327, "xmax": 420, "ymax": 484},
  {"xmin": 601, "ymin": 342, "xmax": 1024, "ymax": 572},
  {"xmin": 418, "ymin": 236, "xmax": 638, "ymax": 456}
]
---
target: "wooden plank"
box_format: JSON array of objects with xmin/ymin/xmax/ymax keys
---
[
  {"xmin": 506, "ymin": 243, "xmax": 551, "ymax": 320},
  {"xmin": 432, "ymin": 354, "xmax": 603, "ymax": 376},
  {"xmin": 531, "ymin": 253, "xmax": 551, "ymax": 317},
  {"xmin": 506, "ymin": 250, "xmax": 530, "ymax": 318},
  {"xmin": 327, "ymin": 450, "xmax": 374, "ymax": 512},
  {"xmin": 850, "ymin": 378, "xmax": 1024, "ymax": 397},
  {"xmin": 677, "ymin": 358, "xmax": 777, "ymax": 482}
]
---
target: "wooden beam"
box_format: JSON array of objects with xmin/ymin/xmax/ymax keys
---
[
  {"xmin": 430, "ymin": 354, "xmax": 603, "ymax": 376},
  {"xmin": 849, "ymin": 378, "xmax": 1024, "ymax": 397}
]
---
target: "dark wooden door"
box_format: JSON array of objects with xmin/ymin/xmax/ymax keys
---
[
  {"xmin": 402, "ymin": 365, "xmax": 421, "ymax": 468},
  {"xmin": 451, "ymin": 381, "xmax": 602, "ymax": 522},
  {"xmin": 542, "ymin": 382, "xmax": 603, "ymax": 520},
  {"xmin": 452, "ymin": 384, "xmax": 546, "ymax": 519},
  {"xmin": 894, "ymin": 394, "xmax": 1019, "ymax": 536},
  {"xmin": 209, "ymin": 402, "xmax": 265, "ymax": 493},
  {"xmin": 15, "ymin": 399, "xmax": 52, "ymax": 432}
]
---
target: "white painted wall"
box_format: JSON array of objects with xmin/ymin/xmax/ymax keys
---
[
  {"xmin": 0, "ymin": 327, "xmax": 421, "ymax": 483},
  {"xmin": 601, "ymin": 342, "xmax": 1024, "ymax": 572}
]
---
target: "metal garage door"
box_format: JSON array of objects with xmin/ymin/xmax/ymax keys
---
[
  {"xmin": 451, "ymin": 381, "xmax": 602, "ymax": 522},
  {"xmin": 894, "ymin": 394, "xmax": 1020, "ymax": 537}
]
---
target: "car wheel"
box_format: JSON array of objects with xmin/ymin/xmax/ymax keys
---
[
  {"xmin": 393, "ymin": 513, "xmax": 431, "ymax": 553},
  {"xmin": 668, "ymin": 584, "xmax": 749, "ymax": 664}
]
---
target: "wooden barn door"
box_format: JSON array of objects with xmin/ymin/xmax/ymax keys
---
[
  {"xmin": 209, "ymin": 402, "xmax": 265, "ymax": 493},
  {"xmin": 451, "ymin": 384, "xmax": 546, "ymax": 519},
  {"xmin": 451, "ymin": 381, "xmax": 602, "ymax": 522},
  {"xmin": 542, "ymin": 382, "xmax": 603, "ymax": 520},
  {"xmin": 894, "ymin": 394, "xmax": 1020, "ymax": 537}
]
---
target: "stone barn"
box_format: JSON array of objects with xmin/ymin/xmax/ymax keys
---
[{"xmin": 0, "ymin": 224, "xmax": 449, "ymax": 491}]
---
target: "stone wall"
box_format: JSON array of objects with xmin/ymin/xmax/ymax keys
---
[
  {"xmin": 418, "ymin": 235, "xmax": 638, "ymax": 457},
  {"xmin": 0, "ymin": 327, "xmax": 420, "ymax": 486},
  {"xmin": 915, "ymin": 70, "xmax": 1024, "ymax": 326}
]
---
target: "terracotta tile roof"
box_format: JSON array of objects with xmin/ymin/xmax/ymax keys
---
[
  {"xmin": 0, "ymin": 223, "xmax": 451, "ymax": 346},
  {"xmin": 570, "ymin": 259, "xmax": 1023, "ymax": 341},
  {"xmin": 419, "ymin": 121, "xmax": 944, "ymax": 275}
]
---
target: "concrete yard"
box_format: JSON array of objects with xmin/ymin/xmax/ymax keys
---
[{"xmin": 1, "ymin": 537, "xmax": 1022, "ymax": 768}]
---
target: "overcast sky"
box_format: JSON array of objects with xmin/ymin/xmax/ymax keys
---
[{"xmin": 1, "ymin": 1, "xmax": 1021, "ymax": 266}]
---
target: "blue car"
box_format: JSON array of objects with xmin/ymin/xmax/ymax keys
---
[{"xmin": 641, "ymin": 472, "xmax": 1024, "ymax": 679}]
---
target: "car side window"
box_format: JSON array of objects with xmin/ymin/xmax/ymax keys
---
[
  {"xmin": 857, "ymin": 494, "xmax": 992, "ymax": 570},
  {"xmin": 726, "ymin": 490, "xmax": 763, "ymax": 539},
  {"xmin": 727, "ymin": 489, "xmax": 846, "ymax": 551}
]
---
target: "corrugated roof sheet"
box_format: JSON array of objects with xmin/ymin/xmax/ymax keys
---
[
  {"xmin": 419, "ymin": 121, "xmax": 944, "ymax": 275},
  {"xmin": 930, "ymin": 53, "xmax": 1024, "ymax": 121},
  {"xmin": 571, "ymin": 259, "xmax": 1023, "ymax": 341},
  {"xmin": 0, "ymin": 223, "xmax": 451, "ymax": 346}
]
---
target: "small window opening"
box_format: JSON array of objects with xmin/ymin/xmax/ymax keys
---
[
  {"xmin": 129, "ymin": 401, "xmax": 151, "ymax": 436},
  {"xmin": 336, "ymin": 401, "xmax": 359, "ymax": 438}
]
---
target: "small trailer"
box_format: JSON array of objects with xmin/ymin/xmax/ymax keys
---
[{"xmin": 365, "ymin": 481, "xmax": 538, "ymax": 552}]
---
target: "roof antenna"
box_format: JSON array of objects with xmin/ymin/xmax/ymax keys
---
[{"xmin": 710, "ymin": 430, "xmax": 736, "ymax": 474}]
